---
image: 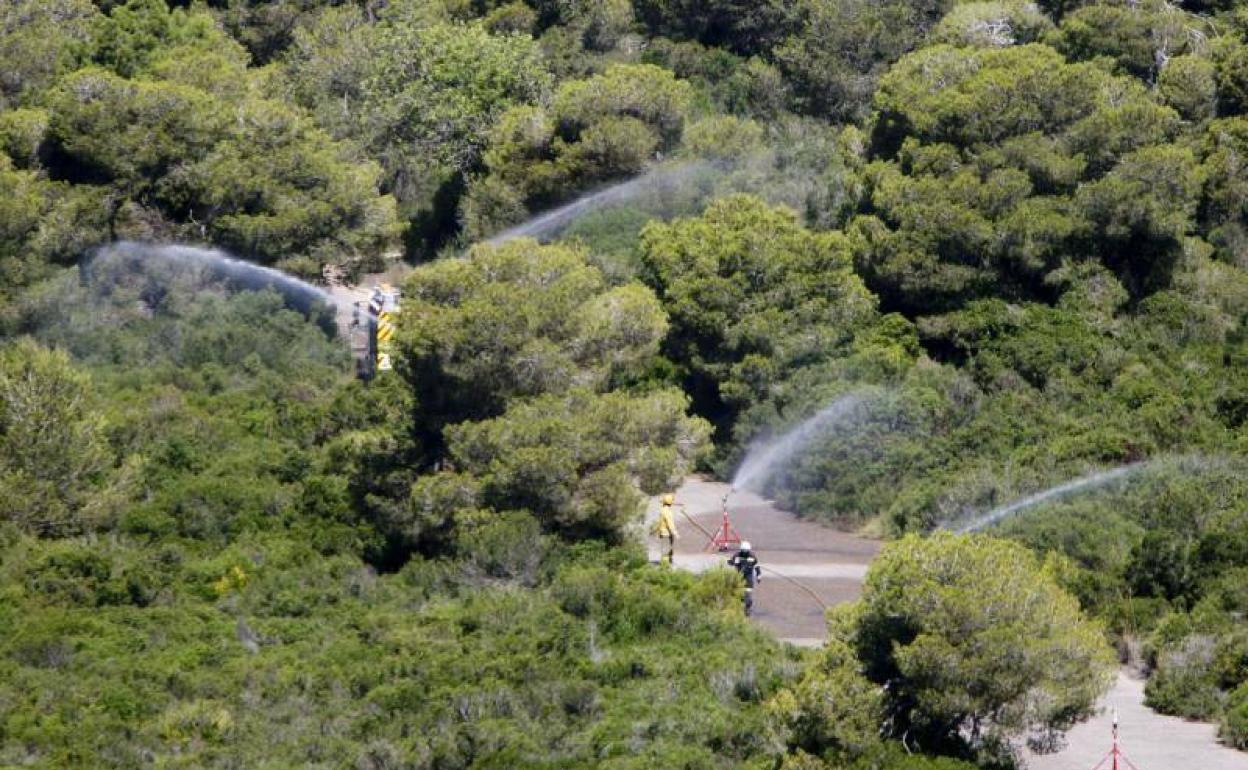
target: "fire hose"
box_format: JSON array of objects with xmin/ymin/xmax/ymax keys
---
[{"xmin": 675, "ymin": 506, "xmax": 830, "ymax": 611}]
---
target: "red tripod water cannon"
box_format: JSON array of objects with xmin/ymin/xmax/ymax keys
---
[
  {"xmin": 705, "ymin": 490, "xmax": 744, "ymax": 552},
  {"xmin": 1089, "ymin": 710, "xmax": 1142, "ymax": 770}
]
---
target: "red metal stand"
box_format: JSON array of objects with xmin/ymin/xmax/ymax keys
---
[
  {"xmin": 705, "ymin": 493, "xmax": 743, "ymax": 552},
  {"xmin": 1089, "ymin": 711, "xmax": 1142, "ymax": 770}
]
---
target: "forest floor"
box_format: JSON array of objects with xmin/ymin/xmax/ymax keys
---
[{"xmin": 645, "ymin": 477, "xmax": 1248, "ymax": 769}]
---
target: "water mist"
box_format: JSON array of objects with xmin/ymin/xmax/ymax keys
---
[
  {"xmin": 487, "ymin": 162, "xmax": 712, "ymax": 245},
  {"xmin": 86, "ymin": 241, "xmax": 350, "ymax": 320},
  {"xmin": 731, "ymin": 393, "xmax": 867, "ymax": 496},
  {"xmin": 952, "ymin": 462, "xmax": 1150, "ymax": 533}
]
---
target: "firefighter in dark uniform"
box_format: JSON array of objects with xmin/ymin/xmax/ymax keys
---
[{"xmin": 727, "ymin": 541, "xmax": 762, "ymax": 616}]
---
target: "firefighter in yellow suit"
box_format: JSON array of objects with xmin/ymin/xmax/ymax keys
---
[{"xmin": 654, "ymin": 493, "xmax": 679, "ymax": 565}]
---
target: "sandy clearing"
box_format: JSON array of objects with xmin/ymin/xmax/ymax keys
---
[
  {"xmin": 643, "ymin": 476, "xmax": 877, "ymax": 643},
  {"xmin": 1024, "ymin": 672, "xmax": 1248, "ymax": 770}
]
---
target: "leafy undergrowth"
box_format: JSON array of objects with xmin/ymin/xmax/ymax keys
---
[{"xmin": 0, "ymin": 533, "xmax": 797, "ymax": 769}]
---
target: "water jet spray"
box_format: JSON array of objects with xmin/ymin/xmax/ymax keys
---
[
  {"xmin": 85, "ymin": 242, "xmax": 346, "ymax": 315},
  {"xmin": 486, "ymin": 161, "xmax": 713, "ymax": 245},
  {"xmin": 951, "ymin": 462, "xmax": 1151, "ymax": 534},
  {"xmin": 731, "ymin": 393, "xmax": 867, "ymax": 495}
]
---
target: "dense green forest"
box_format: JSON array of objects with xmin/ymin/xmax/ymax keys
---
[{"xmin": 4, "ymin": 0, "xmax": 1248, "ymax": 767}]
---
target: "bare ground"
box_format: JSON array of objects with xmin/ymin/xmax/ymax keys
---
[
  {"xmin": 1024, "ymin": 672, "xmax": 1248, "ymax": 770},
  {"xmin": 643, "ymin": 476, "xmax": 878, "ymax": 644}
]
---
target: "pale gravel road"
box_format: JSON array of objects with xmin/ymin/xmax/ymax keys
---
[
  {"xmin": 1025, "ymin": 672, "xmax": 1248, "ymax": 770},
  {"xmin": 643, "ymin": 476, "xmax": 878, "ymax": 643}
]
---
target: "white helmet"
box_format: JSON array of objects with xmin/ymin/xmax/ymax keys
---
[{"xmin": 740, "ymin": 541, "xmax": 752, "ymax": 551}]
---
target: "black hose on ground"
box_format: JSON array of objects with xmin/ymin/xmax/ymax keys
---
[{"xmin": 674, "ymin": 507, "xmax": 830, "ymax": 611}]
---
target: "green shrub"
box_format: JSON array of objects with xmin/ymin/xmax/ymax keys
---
[
  {"xmin": 1221, "ymin": 681, "xmax": 1248, "ymax": 749},
  {"xmin": 1145, "ymin": 635, "xmax": 1225, "ymax": 719}
]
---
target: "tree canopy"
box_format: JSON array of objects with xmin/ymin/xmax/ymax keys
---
[
  {"xmin": 398, "ymin": 238, "xmax": 668, "ymax": 443},
  {"xmin": 8, "ymin": 0, "xmax": 1248, "ymax": 765},
  {"xmin": 641, "ymin": 194, "xmax": 876, "ymax": 438},
  {"xmin": 848, "ymin": 533, "xmax": 1114, "ymax": 759}
]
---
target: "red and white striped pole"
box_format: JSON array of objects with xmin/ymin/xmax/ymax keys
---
[
  {"xmin": 1112, "ymin": 709, "xmax": 1119, "ymax": 770},
  {"xmin": 1091, "ymin": 707, "xmax": 1140, "ymax": 770}
]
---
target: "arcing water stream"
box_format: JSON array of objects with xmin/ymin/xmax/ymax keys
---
[
  {"xmin": 952, "ymin": 462, "xmax": 1149, "ymax": 533},
  {"xmin": 486, "ymin": 162, "xmax": 710, "ymax": 244},
  {"xmin": 87, "ymin": 241, "xmax": 348, "ymax": 317},
  {"xmin": 724, "ymin": 382, "xmax": 1158, "ymax": 538},
  {"xmin": 731, "ymin": 393, "xmax": 867, "ymax": 495}
]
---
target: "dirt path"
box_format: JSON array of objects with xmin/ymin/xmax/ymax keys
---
[
  {"xmin": 1025, "ymin": 671, "xmax": 1248, "ymax": 770},
  {"xmin": 645, "ymin": 477, "xmax": 878, "ymax": 645}
]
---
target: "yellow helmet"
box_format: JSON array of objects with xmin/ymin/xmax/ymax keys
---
[{"xmin": 662, "ymin": 493, "xmax": 675, "ymax": 505}]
